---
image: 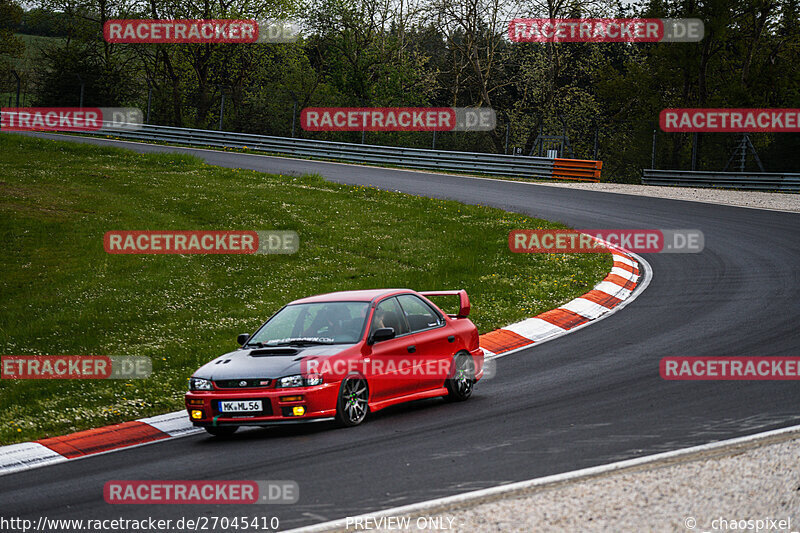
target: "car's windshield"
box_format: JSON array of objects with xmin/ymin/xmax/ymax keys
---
[{"xmin": 247, "ymin": 301, "xmax": 370, "ymax": 346}]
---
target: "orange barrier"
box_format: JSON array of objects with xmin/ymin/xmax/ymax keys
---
[{"xmin": 552, "ymin": 158, "xmax": 603, "ymax": 182}]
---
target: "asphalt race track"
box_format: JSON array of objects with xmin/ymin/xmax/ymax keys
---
[{"xmin": 2, "ymin": 133, "xmax": 800, "ymax": 530}]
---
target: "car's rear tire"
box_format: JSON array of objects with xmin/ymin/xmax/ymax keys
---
[
  {"xmin": 335, "ymin": 376, "xmax": 369, "ymax": 427},
  {"xmin": 445, "ymin": 353, "xmax": 475, "ymax": 401},
  {"xmin": 205, "ymin": 425, "xmax": 238, "ymax": 437}
]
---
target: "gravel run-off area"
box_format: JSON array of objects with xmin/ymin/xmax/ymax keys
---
[
  {"xmin": 528, "ymin": 181, "xmax": 800, "ymax": 213},
  {"xmin": 326, "ymin": 429, "xmax": 800, "ymax": 532}
]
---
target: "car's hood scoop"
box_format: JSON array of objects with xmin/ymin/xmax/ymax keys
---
[{"xmin": 248, "ymin": 348, "xmax": 299, "ymax": 356}]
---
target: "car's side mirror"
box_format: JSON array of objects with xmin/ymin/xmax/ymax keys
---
[
  {"xmin": 369, "ymin": 327, "xmax": 395, "ymax": 345},
  {"xmin": 237, "ymin": 333, "xmax": 250, "ymax": 345}
]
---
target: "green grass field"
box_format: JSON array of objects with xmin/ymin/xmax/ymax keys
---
[{"xmin": 0, "ymin": 134, "xmax": 611, "ymax": 444}]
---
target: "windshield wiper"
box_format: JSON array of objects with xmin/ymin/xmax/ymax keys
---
[{"xmin": 244, "ymin": 342, "xmax": 264, "ymax": 348}]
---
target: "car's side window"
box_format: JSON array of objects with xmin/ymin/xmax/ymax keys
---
[
  {"xmin": 396, "ymin": 294, "xmax": 444, "ymax": 333},
  {"xmin": 370, "ymin": 297, "xmax": 410, "ymax": 337}
]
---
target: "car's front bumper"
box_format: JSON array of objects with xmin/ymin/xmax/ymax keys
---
[{"xmin": 185, "ymin": 382, "xmax": 339, "ymax": 427}]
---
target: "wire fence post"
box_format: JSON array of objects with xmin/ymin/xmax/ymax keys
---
[
  {"xmin": 146, "ymin": 83, "xmax": 152, "ymax": 124},
  {"xmin": 11, "ymin": 70, "xmax": 20, "ymax": 107},
  {"xmin": 219, "ymin": 93, "xmax": 225, "ymax": 131},
  {"xmin": 75, "ymin": 74, "xmax": 84, "ymax": 107},
  {"xmin": 651, "ymin": 128, "xmax": 657, "ymax": 169},
  {"xmin": 216, "ymin": 84, "xmax": 230, "ymax": 131},
  {"xmin": 291, "ymin": 101, "xmax": 297, "ymax": 138}
]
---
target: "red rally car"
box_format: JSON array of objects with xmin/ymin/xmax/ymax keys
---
[{"xmin": 185, "ymin": 289, "xmax": 484, "ymax": 436}]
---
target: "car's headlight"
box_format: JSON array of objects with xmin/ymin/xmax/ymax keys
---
[
  {"xmin": 277, "ymin": 374, "xmax": 323, "ymax": 388},
  {"xmin": 189, "ymin": 377, "xmax": 213, "ymax": 391},
  {"xmin": 277, "ymin": 375, "xmax": 304, "ymax": 388},
  {"xmin": 305, "ymin": 374, "xmax": 323, "ymax": 386}
]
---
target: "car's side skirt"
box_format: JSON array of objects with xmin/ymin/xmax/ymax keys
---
[{"xmin": 368, "ymin": 387, "xmax": 449, "ymax": 413}]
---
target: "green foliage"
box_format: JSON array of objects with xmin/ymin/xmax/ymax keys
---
[
  {"xmin": 0, "ymin": 0, "xmax": 24, "ymax": 86},
  {"xmin": 9, "ymin": 0, "xmax": 800, "ymax": 178},
  {"xmin": 18, "ymin": 7, "xmax": 71, "ymax": 37},
  {"xmin": 32, "ymin": 42, "xmax": 140, "ymax": 106}
]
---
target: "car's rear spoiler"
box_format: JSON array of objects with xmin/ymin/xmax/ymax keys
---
[{"xmin": 419, "ymin": 290, "xmax": 470, "ymax": 318}]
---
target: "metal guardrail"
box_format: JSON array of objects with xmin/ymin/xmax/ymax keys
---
[
  {"xmin": 642, "ymin": 169, "xmax": 800, "ymax": 192},
  {"xmin": 91, "ymin": 123, "xmax": 602, "ymax": 182}
]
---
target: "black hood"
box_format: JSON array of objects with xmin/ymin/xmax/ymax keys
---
[{"xmin": 192, "ymin": 344, "xmax": 352, "ymax": 380}]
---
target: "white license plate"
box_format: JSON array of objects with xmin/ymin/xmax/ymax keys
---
[{"xmin": 219, "ymin": 400, "xmax": 262, "ymax": 412}]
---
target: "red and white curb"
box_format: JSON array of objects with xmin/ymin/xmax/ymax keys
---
[
  {"xmin": 0, "ymin": 412, "xmax": 202, "ymax": 476},
  {"xmin": 480, "ymin": 245, "xmax": 649, "ymax": 359},
  {"xmin": 0, "ymin": 245, "xmax": 650, "ymax": 477}
]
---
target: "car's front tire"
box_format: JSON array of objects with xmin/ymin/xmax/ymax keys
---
[
  {"xmin": 445, "ymin": 352, "xmax": 475, "ymax": 401},
  {"xmin": 205, "ymin": 425, "xmax": 238, "ymax": 437},
  {"xmin": 335, "ymin": 376, "xmax": 369, "ymax": 427}
]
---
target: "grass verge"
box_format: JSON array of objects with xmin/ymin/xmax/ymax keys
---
[{"xmin": 0, "ymin": 133, "xmax": 611, "ymax": 444}]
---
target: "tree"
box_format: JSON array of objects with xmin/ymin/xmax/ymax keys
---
[{"xmin": 0, "ymin": 0, "xmax": 25, "ymax": 97}]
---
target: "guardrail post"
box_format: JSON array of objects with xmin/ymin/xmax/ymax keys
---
[{"xmin": 691, "ymin": 133, "xmax": 698, "ymax": 171}]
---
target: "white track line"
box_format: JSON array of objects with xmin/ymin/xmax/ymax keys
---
[{"xmin": 282, "ymin": 423, "xmax": 800, "ymax": 533}]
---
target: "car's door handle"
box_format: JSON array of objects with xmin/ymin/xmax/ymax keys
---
[
  {"xmin": 407, "ymin": 345, "xmax": 416, "ymax": 353},
  {"xmin": 447, "ymin": 335, "xmax": 455, "ymax": 343}
]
